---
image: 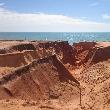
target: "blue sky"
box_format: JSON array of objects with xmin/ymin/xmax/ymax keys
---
[{"xmin": 0, "ymin": 0, "xmax": 110, "ymax": 32}]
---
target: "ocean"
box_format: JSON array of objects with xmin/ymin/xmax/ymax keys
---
[{"xmin": 0, "ymin": 32, "xmax": 110, "ymax": 44}]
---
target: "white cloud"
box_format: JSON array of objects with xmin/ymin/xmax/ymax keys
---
[
  {"xmin": 102, "ymin": 13, "xmax": 110, "ymax": 20},
  {"xmin": 0, "ymin": 7, "xmax": 110, "ymax": 32},
  {"xmin": 90, "ymin": 2, "xmax": 99, "ymax": 6}
]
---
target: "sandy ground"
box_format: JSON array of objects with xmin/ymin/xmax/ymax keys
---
[
  {"xmin": 73, "ymin": 60, "xmax": 110, "ymax": 110},
  {"xmin": 96, "ymin": 42, "xmax": 110, "ymax": 48},
  {"xmin": 0, "ymin": 41, "xmax": 30, "ymax": 49},
  {"xmin": 0, "ymin": 99, "xmax": 82, "ymax": 110}
]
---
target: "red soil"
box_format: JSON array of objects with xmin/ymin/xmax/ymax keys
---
[{"xmin": 0, "ymin": 41, "xmax": 110, "ymax": 110}]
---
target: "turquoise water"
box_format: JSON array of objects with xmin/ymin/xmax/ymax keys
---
[{"xmin": 0, "ymin": 32, "xmax": 110, "ymax": 44}]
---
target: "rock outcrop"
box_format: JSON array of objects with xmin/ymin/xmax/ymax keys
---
[
  {"xmin": 38, "ymin": 41, "xmax": 76, "ymax": 65},
  {"xmin": 0, "ymin": 50, "xmax": 39, "ymax": 67},
  {"xmin": 11, "ymin": 43, "xmax": 36, "ymax": 52},
  {"xmin": 91, "ymin": 46, "xmax": 110, "ymax": 64}
]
